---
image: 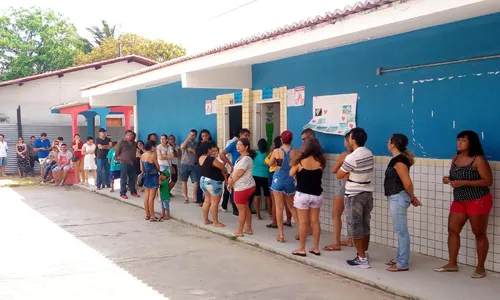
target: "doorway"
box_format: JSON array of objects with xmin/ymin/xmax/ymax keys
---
[
  {"xmin": 223, "ymin": 104, "xmax": 242, "ymax": 146},
  {"xmin": 253, "ymin": 100, "xmax": 281, "ymax": 149}
]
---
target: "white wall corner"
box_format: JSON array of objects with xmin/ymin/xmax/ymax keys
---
[
  {"xmin": 90, "ymin": 92, "xmax": 137, "ymax": 107},
  {"xmin": 181, "ymin": 65, "xmax": 252, "ymax": 89}
]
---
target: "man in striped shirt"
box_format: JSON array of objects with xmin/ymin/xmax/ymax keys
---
[{"xmin": 336, "ymin": 128, "xmax": 374, "ymax": 269}]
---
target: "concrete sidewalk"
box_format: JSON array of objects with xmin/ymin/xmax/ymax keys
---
[{"xmin": 74, "ymin": 184, "xmax": 500, "ymax": 300}]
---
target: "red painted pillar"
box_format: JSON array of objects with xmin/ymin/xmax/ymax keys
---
[
  {"xmin": 71, "ymin": 112, "xmax": 78, "ymax": 137},
  {"xmin": 124, "ymin": 110, "xmax": 131, "ymax": 131}
]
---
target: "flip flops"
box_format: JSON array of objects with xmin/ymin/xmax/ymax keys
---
[
  {"xmin": 471, "ymin": 272, "xmax": 486, "ymax": 279},
  {"xmin": 309, "ymin": 250, "xmax": 321, "ymax": 256},
  {"xmin": 292, "ymin": 251, "xmax": 306, "ymax": 257},
  {"xmin": 434, "ymin": 267, "xmax": 459, "ymax": 272},
  {"xmin": 323, "ymin": 245, "xmax": 341, "ymax": 251},
  {"xmin": 387, "ymin": 265, "xmax": 409, "ymax": 272},
  {"xmin": 229, "ymin": 233, "xmax": 244, "ymax": 240}
]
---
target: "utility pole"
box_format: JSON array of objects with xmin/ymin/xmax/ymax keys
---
[{"xmin": 118, "ymin": 41, "xmax": 122, "ymax": 57}]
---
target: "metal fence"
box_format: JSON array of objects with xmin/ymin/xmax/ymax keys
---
[{"xmin": 0, "ymin": 124, "xmax": 130, "ymax": 175}]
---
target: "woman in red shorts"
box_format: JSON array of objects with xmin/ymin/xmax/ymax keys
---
[
  {"xmin": 227, "ymin": 138, "xmax": 256, "ymax": 239},
  {"xmin": 435, "ymin": 130, "xmax": 493, "ymax": 278}
]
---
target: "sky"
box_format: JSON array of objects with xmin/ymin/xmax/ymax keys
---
[{"xmin": 0, "ymin": 0, "xmax": 359, "ymax": 54}]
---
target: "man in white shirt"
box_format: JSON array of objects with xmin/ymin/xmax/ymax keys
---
[
  {"xmin": 0, "ymin": 134, "xmax": 8, "ymax": 176},
  {"xmin": 53, "ymin": 143, "xmax": 73, "ymax": 186},
  {"xmin": 336, "ymin": 128, "xmax": 374, "ymax": 269}
]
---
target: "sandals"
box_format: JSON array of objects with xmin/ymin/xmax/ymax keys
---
[
  {"xmin": 292, "ymin": 251, "xmax": 306, "ymax": 257},
  {"xmin": 471, "ymin": 272, "xmax": 486, "ymax": 279},
  {"xmin": 244, "ymin": 231, "xmax": 253, "ymax": 235},
  {"xmin": 309, "ymin": 250, "xmax": 321, "ymax": 256},
  {"xmin": 229, "ymin": 233, "xmax": 244, "ymax": 240},
  {"xmin": 283, "ymin": 222, "xmax": 292, "ymax": 227},
  {"xmin": 184, "ymin": 199, "xmax": 189, "ymax": 204},
  {"xmin": 387, "ymin": 265, "xmax": 409, "ymax": 272},
  {"xmin": 434, "ymin": 266, "xmax": 459, "ymax": 272},
  {"xmin": 385, "ymin": 259, "xmax": 397, "ymax": 266},
  {"xmin": 266, "ymin": 224, "xmax": 278, "ymax": 228},
  {"xmin": 149, "ymin": 218, "xmax": 159, "ymax": 222},
  {"xmin": 323, "ymin": 245, "xmax": 341, "ymax": 251},
  {"xmin": 277, "ymin": 236, "xmax": 285, "ymax": 243}
]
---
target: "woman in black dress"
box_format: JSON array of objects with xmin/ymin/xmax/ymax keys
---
[{"xmin": 16, "ymin": 137, "xmax": 32, "ymax": 177}]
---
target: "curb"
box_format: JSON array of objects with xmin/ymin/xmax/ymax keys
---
[{"xmin": 74, "ymin": 185, "xmax": 418, "ymax": 300}]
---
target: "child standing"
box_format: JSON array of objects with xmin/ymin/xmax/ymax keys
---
[
  {"xmin": 159, "ymin": 169, "xmax": 171, "ymax": 221},
  {"xmin": 107, "ymin": 141, "xmax": 120, "ymax": 192}
]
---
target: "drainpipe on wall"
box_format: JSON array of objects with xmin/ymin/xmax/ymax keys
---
[{"xmin": 16, "ymin": 106, "xmax": 22, "ymax": 138}]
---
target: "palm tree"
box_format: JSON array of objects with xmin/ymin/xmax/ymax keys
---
[{"xmin": 86, "ymin": 20, "xmax": 117, "ymax": 45}]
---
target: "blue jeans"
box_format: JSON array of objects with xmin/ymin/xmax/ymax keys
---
[
  {"xmin": 120, "ymin": 163, "xmax": 137, "ymax": 196},
  {"xmin": 388, "ymin": 191, "xmax": 411, "ymax": 268},
  {"xmin": 96, "ymin": 158, "xmax": 110, "ymax": 187}
]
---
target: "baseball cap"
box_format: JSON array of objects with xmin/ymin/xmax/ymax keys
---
[
  {"xmin": 161, "ymin": 169, "xmax": 170, "ymax": 177},
  {"xmin": 98, "ymin": 128, "xmax": 107, "ymax": 133}
]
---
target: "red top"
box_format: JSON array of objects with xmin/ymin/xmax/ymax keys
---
[{"xmin": 71, "ymin": 141, "xmax": 84, "ymax": 158}]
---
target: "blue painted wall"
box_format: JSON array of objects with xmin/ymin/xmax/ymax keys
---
[
  {"xmin": 137, "ymin": 82, "xmax": 236, "ymax": 142},
  {"xmin": 252, "ymin": 13, "xmax": 500, "ymax": 160}
]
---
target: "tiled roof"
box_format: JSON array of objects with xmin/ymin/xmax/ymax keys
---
[
  {"xmin": 0, "ymin": 55, "xmax": 157, "ymax": 88},
  {"xmin": 81, "ymin": 0, "xmax": 398, "ymax": 91}
]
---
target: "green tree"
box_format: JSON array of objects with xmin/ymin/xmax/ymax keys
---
[
  {"xmin": 74, "ymin": 33, "xmax": 186, "ymax": 65},
  {"xmin": 86, "ymin": 20, "xmax": 117, "ymax": 45},
  {"xmin": 0, "ymin": 7, "xmax": 84, "ymax": 81}
]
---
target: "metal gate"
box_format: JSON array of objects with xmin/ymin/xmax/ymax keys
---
[{"xmin": 0, "ymin": 124, "xmax": 130, "ymax": 175}]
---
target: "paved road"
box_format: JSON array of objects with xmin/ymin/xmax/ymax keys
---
[{"xmin": 0, "ymin": 186, "xmax": 401, "ymax": 300}]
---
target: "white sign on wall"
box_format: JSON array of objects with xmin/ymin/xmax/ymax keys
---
[
  {"xmin": 303, "ymin": 93, "xmax": 358, "ymax": 135},
  {"xmin": 294, "ymin": 86, "xmax": 305, "ymax": 106},
  {"xmin": 205, "ymin": 100, "xmax": 212, "ymax": 115}
]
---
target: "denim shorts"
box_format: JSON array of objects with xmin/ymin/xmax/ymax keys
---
[
  {"xmin": 161, "ymin": 199, "xmax": 170, "ymax": 210},
  {"xmin": 270, "ymin": 171, "xmax": 296, "ymax": 195},
  {"xmin": 179, "ymin": 164, "xmax": 200, "ymax": 183},
  {"xmin": 110, "ymin": 170, "xmax": 121, "ymax": 180},
  {"xmin": 53, "ymin": 165, "xmax": 73, "ymax": 172},
  {"xmin": 0, "ymin": 157, "xmax": 7, "ymax": 166},
  {"xmin": 200, "ymin": 176, "xmax": 223, "ymax": 196}
]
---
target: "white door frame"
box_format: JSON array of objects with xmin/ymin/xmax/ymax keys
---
[
  {"xmin": 252, "ymin": 98, "xmax": 281, "ymax": 147},
  {"xmin": 222, "ymin": 103, "xmax": 242, "ymax": 147}
]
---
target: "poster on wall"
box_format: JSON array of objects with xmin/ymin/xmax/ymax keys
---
[
  {"xmin": 211, "ymin": 100, "xmax": 217, "ymax": 114},
  {"xmin": 205, "ymin": 100, "xmax": 212, "ymax": 115},
  {"xmin": 303, "ymin": 93, "xmax": 358, "ymax": 135},
  {"xmin": 286, "ymin": 86, "xmax": 306, "ymax": 107},
  {"xmin": 294, "ymin": 86, "xmax": 305, "ymax": 106}
]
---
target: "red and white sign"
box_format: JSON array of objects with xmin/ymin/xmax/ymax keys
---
[
  {"xmin": 294, "ymin": 86, "xmax": 305, "ymax": 106},
  {"xmin": 205, "ymin": 100, "xmax": 212, "ymax": 115}
]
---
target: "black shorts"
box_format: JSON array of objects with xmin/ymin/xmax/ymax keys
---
[
  {"xmin": 254, "ymin": 176, "xmax": 270, "ymax": 196},
  {"xmin": 171, "ymin": 164, "xmax": 178, "ymax": 183}
]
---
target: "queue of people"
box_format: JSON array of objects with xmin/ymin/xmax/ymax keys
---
[
  {"xmin": 195, "ymin": 127, "xmax": 492, "ymax": 278},
  {"xmin": 2, "ymin": 125, "xmax": 492, "ymax": 278}
]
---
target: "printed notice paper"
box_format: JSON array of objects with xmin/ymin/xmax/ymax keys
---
[{"xmin": 303, "ymin": 93, "xmax": 358, "ymax": 135}]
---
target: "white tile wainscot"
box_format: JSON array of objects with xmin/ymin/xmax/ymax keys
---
[
  {"xmin": 177, "ymin": 154, "xmax": 500, "ymax": 273},
  {"xmin": 320, "ymin": 154, "xmax": 500, "ymax": 273}
]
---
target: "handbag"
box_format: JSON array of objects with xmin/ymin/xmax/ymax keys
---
[
  {"xmin": 71, "ymin": 156, "xmax": 79, "ymax": 162},
  {"xmin": 137, "ymin": 172, "xmax": 145, "ymax": 187}
]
